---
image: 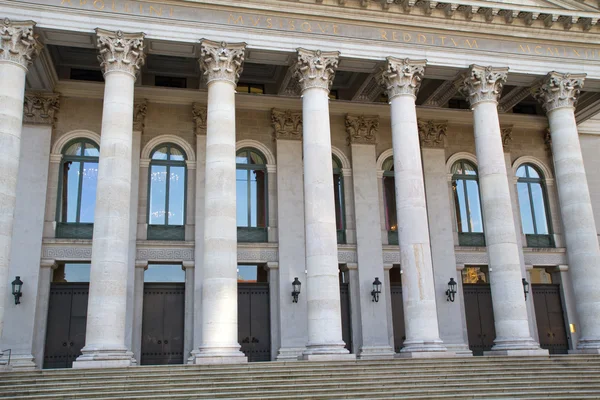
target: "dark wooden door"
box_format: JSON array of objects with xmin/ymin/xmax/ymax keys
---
[
  {"xmin": 390, "ymin": 283, "xmax": 405, "ymax": 353},
  {"xmin": 141, "ymin": 283, "xmax": 185, "ymax": 365},
  {"xmin": 44, "ymin": 283, "xmax": 89, "ymax": 369},
  {"xmin": 463, "ymin": 284, "xmax": 496, "ymax": 356},
  {"xmin": 238, "ymin": 283, "xmax": 271, "ymax": 361},
  {"xmin": 533, "ymin": 284, "xmax": 568, "ymax": 354},
  {"xmin": 340, "ymin": 282, "xmax": 352, "ymax": 352}
]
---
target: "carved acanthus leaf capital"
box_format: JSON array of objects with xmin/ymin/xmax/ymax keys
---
[
  {"xmin": 346, "ymin": 114, "xmax": 379, "ymax": 145},
  {"xmin": 95, "ymin": 29, "xmax": 145, "ymax": 78},
  {"xmin": 293, "ymin": 48, "xmax": 339, "ymax": 92},
  {"xmin": 460, "ymin": 64, "xmax": 508, "ymax": 106},
  {"xmin": 23, "ymin": 92, "xmax": 60, "ymax": 125},
  {"xmin": 501, "ymin": 125, "xmax": 513, "ymax": 151},
  {"xmin": 534, "ymin": 72, "xmax": 585, "ymax": 113},
  {"xmin": 376, "ymin": 57, "xmax": 427, "ymax": 100},
  {"xmin": 193, "ymin": 103, "xmax": 207, "ymax": 136},
  {"xmin": 271, "ymin": 109, "xmax": 302, "ymax": 140},
  {"xmin": 133, "ymin": 99, "xmax": 148, "ymax": 132},
  {"xmin": 0, "ymin": 19, "xmax": 42, "ymax": 69},
  {"xmin": 417, "ymin": 120, "xmax": 447, "ymax": 148},
  {"xmin": 199, "ymin": 40, "xmax": 246, "ymax": 85}
]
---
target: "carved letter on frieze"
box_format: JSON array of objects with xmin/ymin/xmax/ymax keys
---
[
  {"xmin": 0, "ymin": 18, "xmax": 42, "ymax": 69},
  {"xmin": 199, "ymin": 40, "xmax": 246, "ymax": 85},
  {"xmin": 417, "ymin": 120, "xmax": 447, "ymax": 148},
  {"xmin": 271, "ymin": 109, "xmax": 302, "ymax": 140},
  {"xmin": 293, "ymin": 48, "xmax": 339, "ymax": 92},
  {"xmin": 501, "ymin": 125, "xmax": 513, "ymax": 151},
  {"xmin": 346, "ymin": 114, "xmax": 379, "ymax": 145},
  {"xmin": 193, "ymin": 103, "xmax": 207, "ymax": 136},
  {"xmin": 133, "ymin": 99, "xmax": 148, "ymax": 132},
  {"xmin": 95, "ymin": 29, "xmax": 146, "ymax": 78},
  {"xmin": 534, "ymin": 72, "xmax": 586, "ymax": 113},
  {"xmin": 460, "ymin": 64, "xmax": 509, "ymax": 106},
  {"xmin": 23, "ymin": 92, "xmax": 60, "ymax": 125},
  {"xmin": 376, "ymin": 57, "xmax": 427, "ymax": 100}
]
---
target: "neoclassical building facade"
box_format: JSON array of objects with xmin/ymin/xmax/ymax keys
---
[{"xmin": 1, "ymin": 0, "xmax": 600, "ymax": 369}]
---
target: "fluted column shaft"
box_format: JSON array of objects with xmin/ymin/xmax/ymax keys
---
[
  {"xmin": 461, "ymin": 65, "xmax": 543, "ymax": 354},
  {"xmin": 74, "ymin": 29, "xmax": 145, "ymax": 368},
  {"xmin": 377, "ymin": 58, "xmax": 445, "ymax": 355},
  {"xmin": 194, "ymin": 40, "xmax": 247, "ymax": 364},
  {"xmin": 536, "ymin": 73, "xmax": 600, "ymax": 352}
]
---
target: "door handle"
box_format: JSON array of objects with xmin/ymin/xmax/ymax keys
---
[
  {"xmin": 164, "ymin": 340, "xmax": 168, "ymax": 344},
  {"xmin": 157, "ymin": 340, "xmax": 162, "ymax": 344},
  {"xmin": 548, "ymin": 333, "xmax": 551, "ymax": 337},
  {"xmin": 241, "ymin": 337, "xmax": 250, "ymax": 343},
  {"xmin": 70, "ymin": 342, "xmax": 74, "ymax": 347},
  {"xmin": 62, "ymin": 342, "xmax": 67, "ymax": 347},
  {"xmin": 251, "ymin": 337, "xmax": 259, "ymax": 344}
]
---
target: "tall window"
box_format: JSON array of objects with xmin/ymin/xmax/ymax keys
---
[
  {"xmin": 382, "ymin": 157, "xmax": 398, "ymax": 245},
  {"xmin": 147, "ymin": 144, "xmax": 187, "ymax": 241},
  {"xmin": 236, "ymin": 148, "xmax": 267, "ymax": 242},
  {"xmin": 333, "ymin": 155, "xmax": 346, "ymax": 244},
  {"xmin": 452, "ymin": 160, "xmax": 485, "ymax": 246},
  {"xmin": 56, "ymin": 139, "xmax": 99, "ymax": 239},
  {"xmin": 516, "ymin": 164, "xmax": 554, "ymax": 248}
]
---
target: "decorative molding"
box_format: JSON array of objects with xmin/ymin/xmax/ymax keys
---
[
  {"xmin": 95, "ymin": 29, "xmax": 145, "ymax": 78},
  {"xmin": 42, "ymin": 245, "xmax": 93, "ymax": 260},
  {"xmin": 238, "ymin": 247, "xmax": 278, "ymax": 262},
  {"xmin": 534, "ymin": 72, "xmax": 586, "ymax": 113},
  {"xmin": 460, "ymin": 64, "xmax": 508, "ymax": 106},
  {"xmin": 338, "ymin": 250, "xmax": 358, "ymax": 263},
  {"xmin": 277, "ymin": 66, "xmax": 300, "ymax": 97},
  {"xmin": 544, "ymin": 128, "xmax": 553, "ymax": 156},
  {"xmin": 271, "ymin": 108, "xmax": 302, "ymax": 141},
  {"xmin": 23, "ymin": 92, "xmax": 60, "ymax": 126},
  {"xmin": 141, "ymin": 134, "xmax": 196, "ymax": 161},
  {"xmin": 346, "ymin": 114, "xmax": 379, "ymax": 145},
  {"xmin": 512, "ymin": 155, "xmax": 554, "ymax": 181},
  {"xmin": 422, "ymin": 72, "xmax": 464, "ymax": 107},
  {"xmin": 376, "ymin": 148, "xmax": 394, "ymax": 171},
  {"xmin": 331, "ymin": 146, "xmax": 351, "ymax": 169},
  {"xmin": 137, "ymin": 247, "xmax": 194, "ymax": 261},
  {"xmin": 376, "ymin": 57, "xmax": 427, "ymax": 100},
  {"xmin": 352, "ymin": 73, "xmax": 384, "ymax": 103},
  {"xmin": 51, "ymin": 129, "xmax": 101, "ymax": 154},
  {"xmin": 501, "ymin": 125, "xmax": 513, "ymax": 151},
  {"xmin": 40, "ymin": 259, "xmax": 56, "ymax": 268},
  {"xmin": 524, "ymin": 251, "xmax": 567, "ymax": 266},
  {"xmin": 133, "ymin": 99, "xmax": 148, "ymax": 132},
  {"xmin": 382, "ymin": 249, "xmax": 400, "ymax": 264},
  {"xmin": 445, "ymin": 151, "xmax": 478, "ymax": 173},
  {"xmin": 418, "ymin": 119, "xmax": 447, "ymax": 148},
  {"xmin": 498, "ymin": 83, "xmax": 540, "ymax": 113},
  {"xmin": 192, "ymin": 103, "xmax": 207, "ymax": 136},
  {"xmin": 293, "ymin": 48, "xmax": 339, "ymax": 92},
  {"xmin": 236, "ymin": 139, "xmax": 276, "ymax": 165},
  {"xmin": 199, "ymin": 40, "xmax": 246, "ymax": 85},
  {"xmin": 454, "ymin": 251, "xmax": 488, "ymax": 264},
  {"xmin": 0, "ymin": 18, "xmax": 42, "ymax": 70}
]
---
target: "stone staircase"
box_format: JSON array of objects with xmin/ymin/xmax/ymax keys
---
[{"xmin": 2, "ymin": 356, "xmax": 600, "ymax": 399}]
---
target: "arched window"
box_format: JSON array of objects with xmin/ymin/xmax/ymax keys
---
[
  {"xmin": 516, "ymin": 164, "xmax": 554, "ymax": 247},
  {"xmin": 451, "ymin": 160, "xmax": 485, "ymax": 246},
  {"xmin": 382, "ymin": 157, "xmax": 398, "ymax": 245},
  {"xmin": 56, "ymin": 139, "xmax": 99, "ymax": 239},
  {"xmin": 147, "ymin": 144, "xmax": 187, "ymax": 241},
  {"xmin": 236, "ymin": 148, "xmax": 267, "ymax": 242},
  {"xmin": 333, "ymin": 155, "xmax": 346, "ymax": 244}
]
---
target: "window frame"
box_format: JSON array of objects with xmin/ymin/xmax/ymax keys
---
[
  {"xmin": 452, "ymin": 160, "xmax": 486, "ymax": 247},
  {"xmin": 382, "ymin": 156, "xmax": 398, "ymax": 245},
  {"xmin": 516, "ymin": 163, "xmax": 555, "ymax": 248},
  {"xmin": 236, "ymin": 147, "xmax": 269, "ymax": 243},
  {"xmin": 332, "ymin": 155, "xmax": 346, "ymax": 244}
]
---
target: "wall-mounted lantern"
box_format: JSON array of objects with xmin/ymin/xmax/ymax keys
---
[
  {"xmin": 371, "ymin": 277, "xmax": 382, "ymax": 302},
  {"xmin": 522, "ymin": 278, "xmax": 530, "ymax": 300},
  {"xmin": 446, "ymin": 278, "xmax": 457, "ymax": 302},
  {"xmin": 12, "ymin": 276, "xmax": 23, "ymax": 305},
  {"xmin": 292, "ymin": 277, "xmax": 301, "ymax": 303}
]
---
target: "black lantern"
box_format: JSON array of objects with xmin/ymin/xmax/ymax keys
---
[
  {"xmin": 446, "ymin": 277, "xmax": 457, "ymax": 302},
  {"xmin": 371, "ymin": 277, "xmax": 382, "ymax": 302},
  {"xmin": 522, "ymin": 278, "xmax": 530, "ymax": 300},
  {"xmin": 12, "ymin": 276, "xmax": 23, "ymax": 305},
  {"xmin": 292, "ymin": 277, "xmax": 301, "ymax": 303}
]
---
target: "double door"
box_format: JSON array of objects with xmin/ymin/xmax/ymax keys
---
[
  {"xmin": 390, "ymin": 283, "xmax": 406, "ymax": 353},
  {"xmin": 44, "ymin": 283, "xmax": 88, "ymax": 369},
  {"xmin": 141, "ymin": 283, "xmax": 185, "ymax": 365},
  {"xmin": 238, "ymin": 283, "xmax": 271, "ymax": 361},
  {"xmin": 463, "ymin": 284, "xmax": 496, "ymax": 356},
  {"xmin": 532, "ymin": 284, "xmax": 568, "ymax": 354},
  {"xmin": 339, "ymin": 282, "xmax": 352, "ymax": 352}
]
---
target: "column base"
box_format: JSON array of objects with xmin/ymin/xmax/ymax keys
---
[
  {"xmin": 575, "ymin": 338, "xmax": 600, "ymax": 352},
  {"xmin": 187, "ymin": 349, "xmax": 199, "ymax": 364},
  {"xmin": 570, "ymin": 349, "xmax": 600, "ymax": 355},
  {"xmin": 302, "ymin": 343, "xmax": 355, "ymax": 361},
  {"xmin": 489, "ymin": 337, "xmax": 547, "ymax": 355},
  {"xmin": 0, "ymin": 353, "xmax": 36, "ymax": 370},
  {"xmin": 72, "ymin": 346, "xmax": 135, "ymax": 369},
  {"xmin": 400, "ymin": 339, "xmax": 448, "ymax": 355},
  {"xmin": 444, "ymin": 343, "xmax": 473, "ymax": 357},
  {"xmin": 276, "ymin": 347, "xmax": 306, "ymax": 361},
  {"xmin": 485, "ymin": 349, "xmax": 549, "ymax": 356},
  {"xmin": 357, "ymin": 345, "xmax": 395, "ymax": 360},
  {"xmin": 193, "ymin": 345, "xmax": 247, "ymax": 365}
]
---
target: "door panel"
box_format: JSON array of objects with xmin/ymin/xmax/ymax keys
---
[
  {"xmin": 162, "ymin": 284, "xmax": 185, "ymax": 364},
  {"xmin": 390, "ymin": 284, "xmax": 405, "ymax": 353},
  {"xmin": 69, "ymin": 287, "xmax": 89, "ymax": 365},
  {"xmin": 533, "ymin": 284, "xmax": 568, "ymax": 354},
  {"xmin": 340, "ymin": 282, "xmax": 352, "ymax": 352},
  {"xmin": 238, "ymin": 284, "xmax": 252, "ymax": 358},
  {"xmin": 238, "ymin": 283, "xmax": 271, "ymax": 362},
  {"xmin": 463, "ymin": 284, "xmax": 496, "ymax": 356}
]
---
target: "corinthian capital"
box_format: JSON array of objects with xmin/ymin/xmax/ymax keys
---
[
  {"xmin": 376, "ymin": 57, "xmax": 426, "ymax": 100},
  {"xmin": 95, "ymin": 29, "xmax": 145, "ymax": 78},
  {"xmin": 199, "ymin": 40, "xmax": 246, "ymax": 85},
  {"xmin": 460, "ymin": 65, "xmax": 509, "ymax": 106},
  {"xmin": 293, "ymin": 48, "xmax": 339, "ymax": 92},
  {"xmin": 23, "ymin": 92, "xmax": 60, "ymax": 125},
  {"xmin": 417, "ymin": 120, "xmax": 447, "ymax": 148},
  {"xmin": 271, "ymin": 109, "xmax": 302, "ymax": 140},
  {"xmin": 534, "ymin": 72, "xmax": 586, "ymax": 112},
  {"xmin": 0, "ymin": 18, "xmax": 42, "ymax": 70},
  {"xmin": 346, "ymin": 114, "xmax": 379, "ymax": 145}
]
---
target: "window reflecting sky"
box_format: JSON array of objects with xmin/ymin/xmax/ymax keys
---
[
  {"xmin": 53, "ymin": 263, "xmax": 91, "ymax": 283},
  {"xmin": 144, "ymin": 264, "xmax": 185, "ymax": 283}
]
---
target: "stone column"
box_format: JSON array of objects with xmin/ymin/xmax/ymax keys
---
[
  {"xmin": 460, "ymin": 65, "xmax": 544, "ymax": 355},
  {"xmin": 131, "ymin": 261, "xmax": 147, "ymax": 364},
  {"xmin": 347, "ymin": 114, "xmax": 394, "ymax": 359},
  {"xmin": 0, "ymin": 93, "xmax": 58, "ymax": 369},
  {"xmin": 74, "ymin": 29, "xmax": 146, "ymax": 368},
  {"xmin": 294, "ymin": 49, "xmax": 353, "ymax": 360},
  {"xmin": 535, "ymin": 72, "xmax": 600, "ymax": 353},
  {"xmin": 0, "ymin": 19, "xmax": 41, "ymax": 366},
  {"xmin": 376, "ymin": 58, "xmax": 446, "ymax": 356},
  {"xmin": 32, "ymin": 260, "xmax": 55, "ymax": 369},
  {"xmin": 182, "ymin": 261, "xmax": 194, "ymax": 361},
  {"xmin": 194, "ymin": 40, "xmax": 247, "ymax": 364}
]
